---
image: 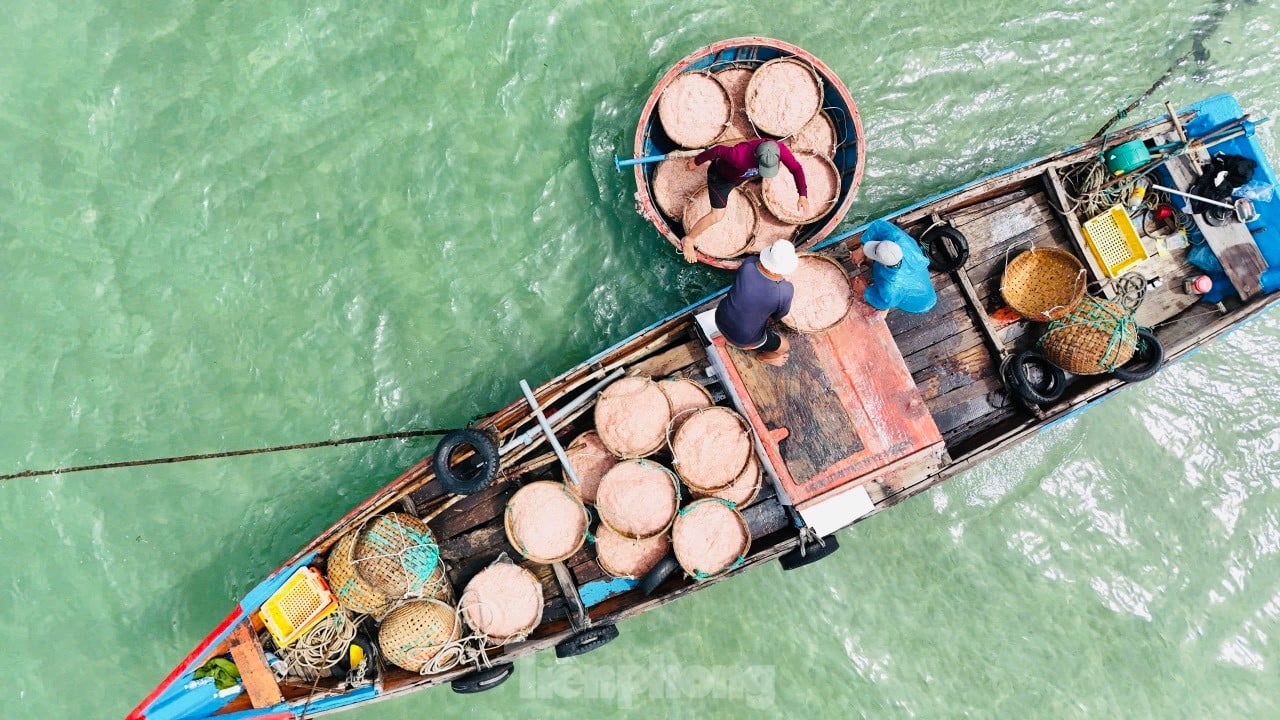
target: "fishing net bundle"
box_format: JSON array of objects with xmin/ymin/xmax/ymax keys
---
[
  {"xmin": 782, "ymin": 254, "xmax": 854, "ymax": 333},
  {"xmin": 669, "ymin": 407, "xmax": 753, "ymax": 493},
  {"xmin": 595, "ymin": 459, "xmax": 681, "ymax": 540},
  {"xmin": 561, "ymin": 430, "xmax": 617, "ymax": 505},
  {"xmin": 682, "ymin": 185, "xmax": 759, "ymax": 259},
  {"xmin": 762, "ymin": 151, "xmax": 839, "ymax": 224},
  {"xmin": 594, "ymin": 523, "xmax": 672, "ymax": 579},
  {"xmin": 459, "ymin": 559, "xmax": 545, "ymax": 646},
  {"xmin": 594, "ymin": 376, "xmax": 672, "ymax": 458},
  {"xmin": 503, "ymin": 480, "xmax": 589, "ymax": 563},
  {"xmin": 672, "ymin": 499, "xmax": 751, "ymax": 580}
]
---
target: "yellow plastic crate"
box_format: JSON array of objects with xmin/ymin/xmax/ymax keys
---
[
  {"xmin": 1081, "ymin": 205, "xmax": 1148, "ymax": 278},
  {"xmin": 258, "ymin": 566, "xmax": 338, "ymax": 647}
]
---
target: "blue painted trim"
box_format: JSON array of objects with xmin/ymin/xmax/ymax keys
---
[
  {"xmin": 579, "ymin": 577, "xmax": 640, "ymax": 607},
  {"xmin": 213, "ymin": 703, "xmax": 291, "ymax": 720},
  {"xmin": 288, "ymin": 685, "xmax": 378, "ymax": 716},
  {"xmin": 143, "ymin": 552, "xmax": 318, "ymax": 718}
]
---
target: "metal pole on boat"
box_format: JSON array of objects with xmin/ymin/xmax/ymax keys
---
[
  {"xmin": 613, "ymin": 148, "xmax": 702, "ymax": 171},
  {"xmin": 517, "ymin": 379, "xmax": 591, "ymax": 489},
  {"xmin": 499, "ymin": 368, "xmax": 624, "ymax": 455}
]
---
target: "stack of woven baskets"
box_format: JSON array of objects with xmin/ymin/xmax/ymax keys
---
[
  {"xmin": 324, "ymin": 513, "xmax": 458, "ymax": 673},
  {"xmin": 1001, "ymin": 247, "xmax": 1138, "ymax": 375}
]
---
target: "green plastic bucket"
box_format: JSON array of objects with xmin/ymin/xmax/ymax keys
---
[{"xmin": 1104, "ymin": 139, "xmax": 1151, "ymax": 175}]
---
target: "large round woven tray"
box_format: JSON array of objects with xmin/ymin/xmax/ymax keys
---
[
  {"xmin": 460, "ymin": 562, "xmax": 544, "ymax": 646},
  {"xmin": 657, "ymin": 377, "xmax": 714, "ymax": 432},
  {"xmin": 762, "ymin": 151, "xmax": 839, "ymax": 225},
  {"xmin": 739, "ymin": 187, "xmax": 798, "ymax": 253},
  {"xmin": 378, "ymin": 598, "xmax": 460, "ymax": 673},
  {"xmin": 658, "ymin": 71, "xmax": 731, "ymax": 148},
  {"xmin": 595, "ymin": 459, "xmax": 681, "ymax": 540},
  {"xmin": 504, "ymin": 481, "xmax": 590, "ymax": 564},
  {"xmin": 594, "ymin": 375, "xmax": 672, "ymax": 458},
  {"xmin": 789, "ymin": 110, "xmax": 837, "ymax": 158},
  {"xmin": 744, "ymin": 57, "xmax": 822, "ymax": 137},
  {"xmin": 651, "ymin": 157, "xmax": 708, "ymax": 223},
  {"xmin": 1040, "ymin": 296, "xmax": 1138, "ymax": 375},
  {"xmin": 713, "ymin": 67, "xmax": 756, "ymax": 143},
  {"xmin": 1000, "ymin": 247, "xmax": 1087, "ymax": 321},
  {"xmin": 594, "ymin": 523, "xmax": 672, "ymax": 580},
  {"xmin": 561, "ymin": 430, "xmax": 617, "ymax": 505},
  {"xmin": 682, "ymin": 184, "xmax": 759, "ymax": 260},
  {"xmin": 691, "ymin": 452, "xmax": 761, "ymax": 508},
  {"xmin": 353, "ymin": 513, "xmax": 450, "ymax": 602},
  {"xmin": 669, "ymin": 406, "xmax": 753, "ymax": 492},
  {"xmin": 672, "ymin": 499, "xmax": 751, "ymax": 580},
  {"xmin": 781, "ymin": 253, "xmax": 853, "ymax": 333},
  {"xmin": 325, "ymin": 529, "xmax": 392, "ymax": 617}
]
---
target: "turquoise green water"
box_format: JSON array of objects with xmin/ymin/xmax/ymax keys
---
[{"xmin": 4, "ymin": 1, "xmax": 1280, "ymax": 717}]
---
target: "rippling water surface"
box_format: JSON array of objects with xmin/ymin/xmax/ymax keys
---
[{"xmin": 4, "ymin": 1, "xmax": 1280, "ymax": 717}]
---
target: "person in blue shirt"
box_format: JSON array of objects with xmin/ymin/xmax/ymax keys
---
[{"xmin": 857, "ymin": 220, "xmax": 937, "ymax": 315}]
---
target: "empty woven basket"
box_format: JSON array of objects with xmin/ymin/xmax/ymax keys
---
[{"xmin": 1001, "ymin": 247, "xmax": 1086, "ymax": 321}]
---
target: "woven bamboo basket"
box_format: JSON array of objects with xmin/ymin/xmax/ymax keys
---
[
  {"xmin": 594, "ymin": 523, "xmax": 672, "ymax": 580},
  {"xmin": 670, "ymin": 406, "xmax": 754, "ymax": 493},
  {"xmin": 682, "ymin": 184, "xmax": 759, "ymax": 260},
  {"xmin": 712, "ymin": 66, "xmax": 756, "ymax": 144},
  {"xmin": 672, "ymin": 499, "xmax": 751, "ymax": 580},
  {"xmin": 789, "ymin": 110, "xmax": 837, "ymax": 158},
  {"xmin": 504, "ymin": 481, "xmax": 590, "ymax": 564},
  {"xmin": 459, "ymin": 562, "xmax": 544, "ymax": 646},
  {"xmin": 353, "ymin": 513, "xmax": 451, "ymax": 603},
  {"xmin": 692, "ymin": 452, "xmax": 761, "ymax": 508},
  {"xmin": 1000, "ymin": 247, "xmax": 1087, "ymax": 321},
  {"xmin": 594, "ymin": 376, "xmax": 673, "ymax": 458},
  {"xmin": 595, "ymin": 459, "xmax": 682, "ymax": 540},
  {"xmin": 744, "ymin": 57, "xmax": 822, "ymax": 137},
  {"xmin": 378, "ymin": 599, "xmax": 460, "ymax": 673},
  {"xmin": 781, "ymin": 253, "xmax": 854, "ymax": 333},
  {"xmin": 325, "ymin": 529, "xmax": 392, "ymax": 618},
  {"xmin": 657, "ymin": 377, "xmax": 714, "ymax": 432},
  {"xmin": 1039, "ymin": 296, "xmax": 1138, "ymax": 375},
  {"xmin": 761, "ymin": 151, "xmax": 839, "ymax": 225},
  {"xmin": 658, "ymin": 71, "xmax": 731, "ymax": 148},
  {"xmin": 561, "ymin": 430, "xmax": 617, "ymax": 505}
]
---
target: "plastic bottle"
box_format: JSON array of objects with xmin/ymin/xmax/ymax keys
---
[{"xmin": 1127, "ymin": 186, "xmax": 1147, "ymax": 208}]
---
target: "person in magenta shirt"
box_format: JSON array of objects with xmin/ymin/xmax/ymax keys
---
[{"xmin": 682, "ymin": 139, "xmax": 808, "ymax": 263}]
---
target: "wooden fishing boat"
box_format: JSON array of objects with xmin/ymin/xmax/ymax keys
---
[
  {"xmin": 631, "ymin": 37, "xmax": 866, "ymax": 269},
  {"xmin": 129, "ymin": 94, "xmax": 1280, "ymax": 719}
]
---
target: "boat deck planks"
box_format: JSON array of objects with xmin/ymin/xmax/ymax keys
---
[{"xmin": 712, "ymin": 277, "xmax": 942, "ymax": 505}]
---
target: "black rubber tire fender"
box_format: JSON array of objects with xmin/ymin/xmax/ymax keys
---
[
  {"xmin": 554, "ymin": 624, "xmax": 620, "ymax": 659},
  {"xmin": 779, "ymin": 534, "xmax": 840, "ymax": 571},
  {"xmin": 1008, "ymin": 350, "xmax": 1068, "ymax": 405},
  {"xmin": 920, "ymin": 224, "xmax": 970, "ymax": 273},
  {"xmin": 451, "ymin": 663, "xmax": 515, "ymax": 694},
  {"xmin": 1111, "ymin": 328, "xmax": 1164, "ymax": 382},
  {"xmin": 432, "ymin": 428, "xmax": 499, "ymax": 496},
  {"xmin": 638, "ymin": 555, "xmax": 681, "ymax": 597}
]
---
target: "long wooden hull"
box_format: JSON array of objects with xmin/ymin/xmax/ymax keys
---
[{"xmin": 129, "ymin": 94, "xmax": 1280, "ymax": 719}]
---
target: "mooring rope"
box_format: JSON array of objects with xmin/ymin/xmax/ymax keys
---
[
  {"xmin": 1, "ymin": 426, "xmax": 463, "ymax": 482},
  {"xmin": 1092, "ymin": 0, "xmax": 1240, "ymax": 138}
]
